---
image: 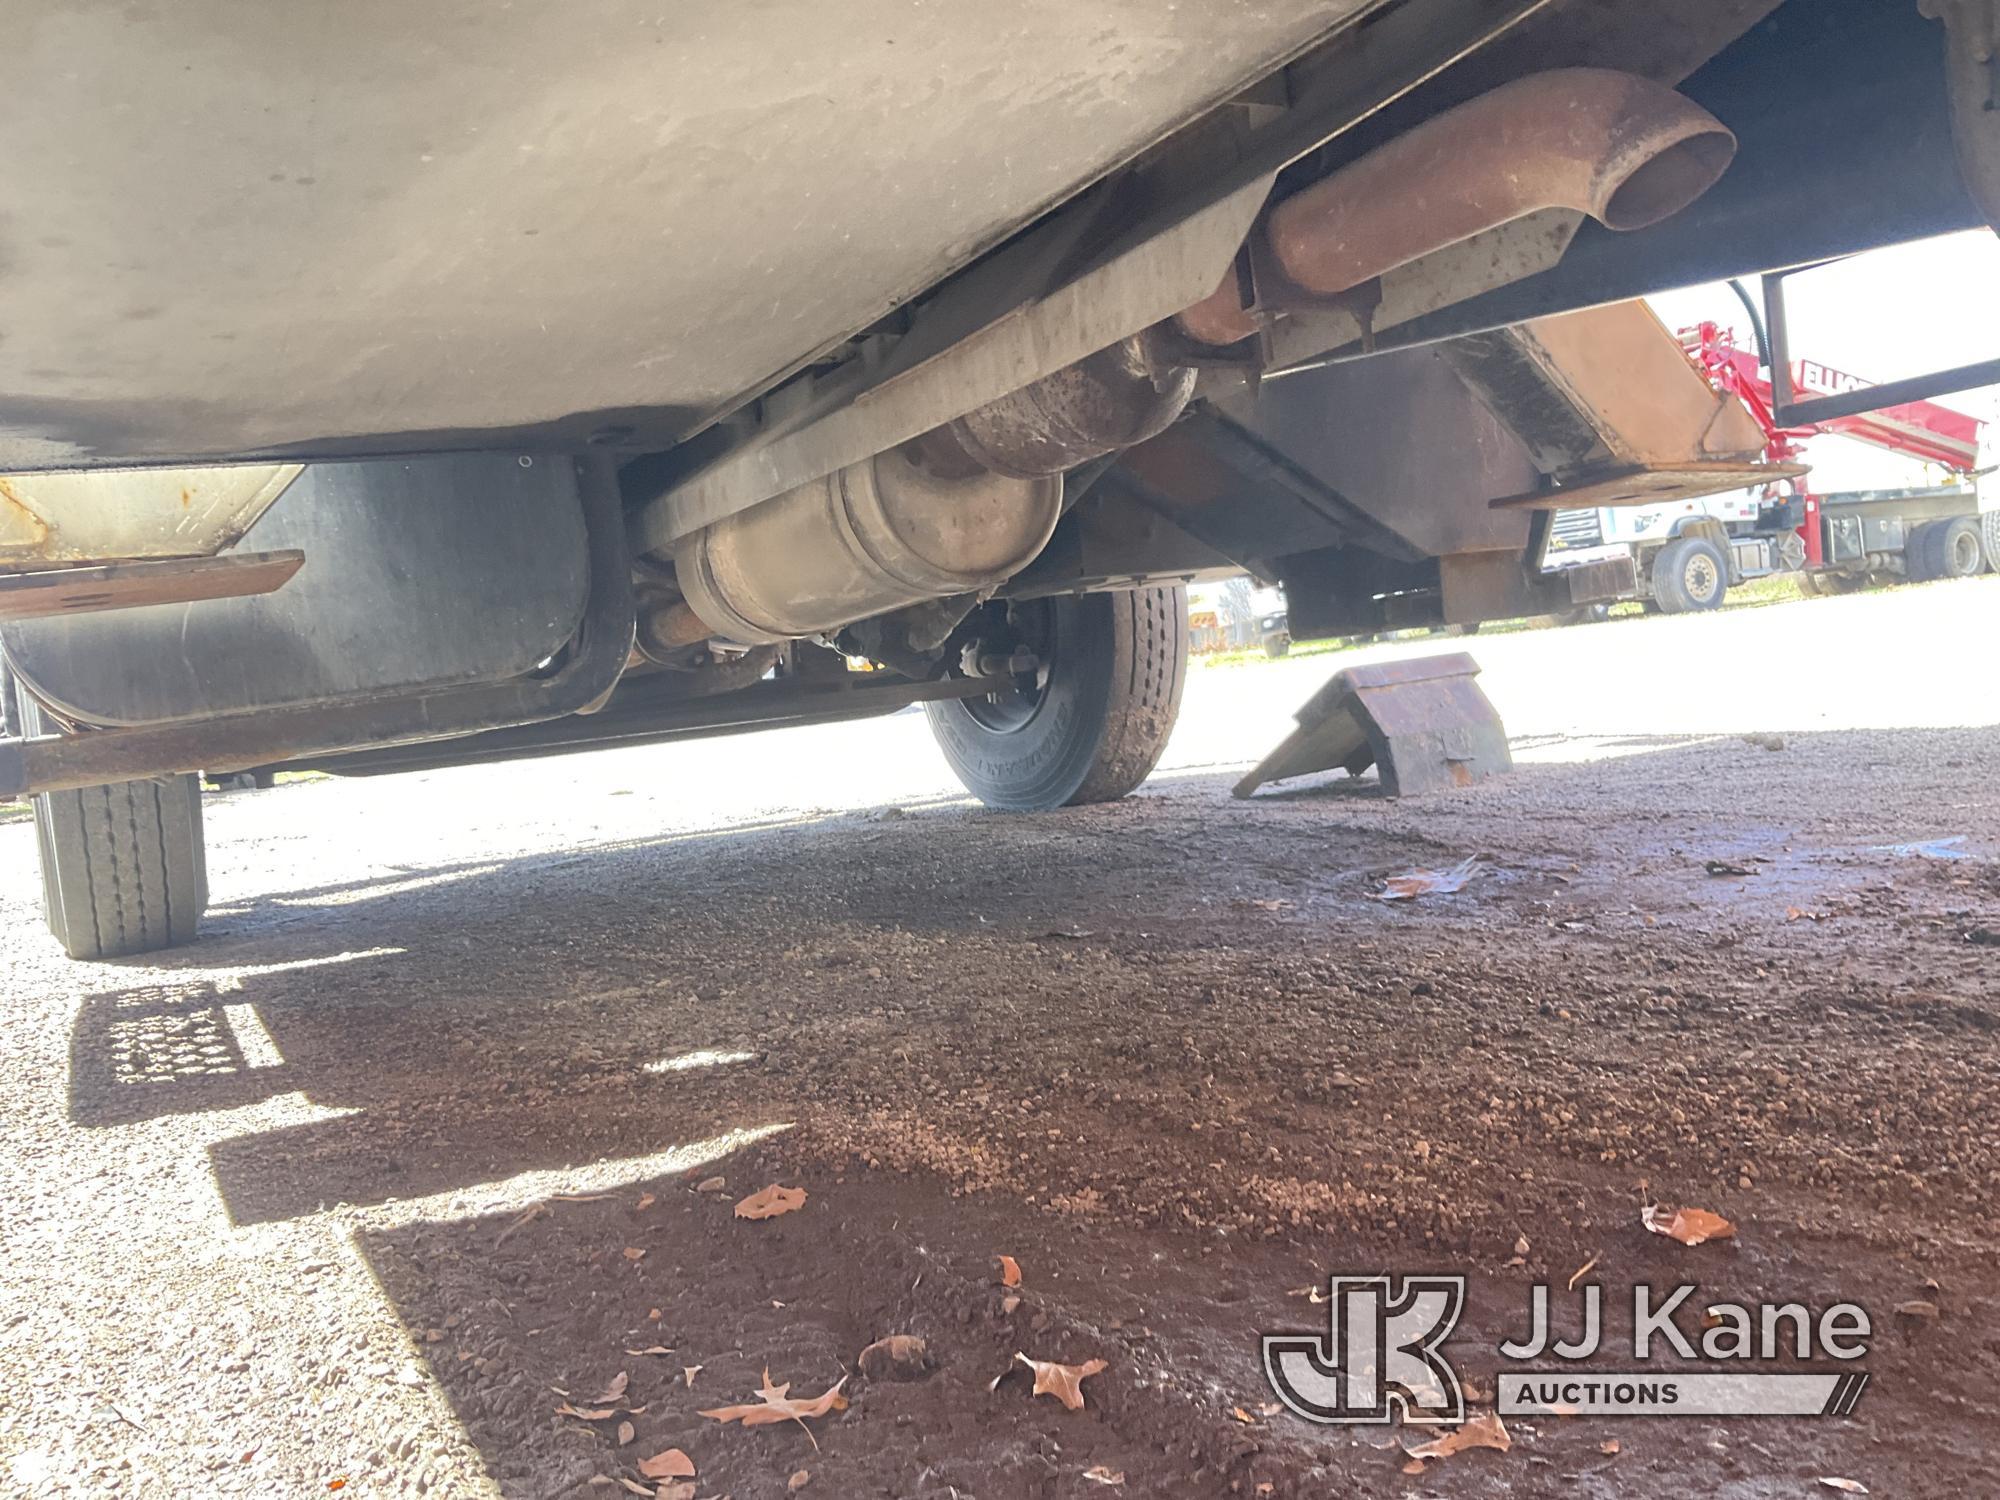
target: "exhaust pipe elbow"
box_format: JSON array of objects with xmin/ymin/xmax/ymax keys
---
[{"xmin": 1260, "ymin": 68, "xmax": 1735, "ymax": 302}]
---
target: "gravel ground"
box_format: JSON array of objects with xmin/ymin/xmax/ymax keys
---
[{"xmin": 2, "ymin": 580, "xmax": 1997, "ymax": 1499}]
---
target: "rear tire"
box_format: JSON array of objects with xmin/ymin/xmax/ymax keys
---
[
  {"xmin": 926, "ymin": 586, "xmax": 1187, "ymax": 811},
  {"xmin": 1931, "ymin": 515, "xmax": 1985, "ymax": 579},
  {"xmin": 1984, "ymin": 511, "xmax": 2000, "ymax": 573},
  {"xmin": 1905, "ymin": 520, "xmax": 1940, "ymax": 582},
  {"xmin": 15, "ymin": 688, "xmax": 208, "ymax": 960},
  {"xmin": 1651, "ymin": 535, "xmax": 1729, "ymax": 614}
]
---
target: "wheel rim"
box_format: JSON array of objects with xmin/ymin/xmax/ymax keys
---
[
  {"xmin": 1684, "ymin": 551, "xmax": 1720, "ymax": 602},
  {"xmin": 963, "ymin": 600, "xmax": 1058, "ymax": 735},
  {"xmin": 1948, "ymin": 530, "xmax": 1980, "ymax": 574}
]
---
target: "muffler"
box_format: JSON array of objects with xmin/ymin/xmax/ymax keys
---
[
  {"xmin": 673, "ymin": 443, "xmax": 1062, "ymax": 645},
  {"xmin": 671, "ymin": 334, "xmax": 1191, "ymax": 645}
]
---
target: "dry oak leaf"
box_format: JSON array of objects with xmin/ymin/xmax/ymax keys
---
[
  {"xmin": 700, "ymin": 1369, "xmax": 849, "ymax": 1436},
  {"xmin": 590, "ymin": 1371, "xmax": 630, "ymax": 1406},
  {"xmin": 623, "ymin": 1247, "xmax": 646, "ymax": 1262},
  {"xmin": 1404, "ymin": 1411, "xmax": 1512, "ymax": 1461},
  {"xmin": 556, "ymin": 1404, "xmax": 620, "ymax": 1422},
  {"xmin": 996, "ymin": 1254, "xmax": 1023, "ymax": 1288},
  {"xmin": 682, "ymin": 1365, "xmax": 702, "ymax": 1387},
  {"xmin": 1014, "ymin": 1352, "xmax": 1108, "ymax": 1412},
  {"xmin": 1082, "ymin": 1466, "xmax": 1126, "ymax": 1486},
  {"xmin": 1600, "ymin": 1438, "xmax": 1621, "ymax": 1455},
  {"xmin": 636, "ymin": 1449, "xmax": 696, "ymax": 1481},
  {"xmin": 735, "ymin": 1184, "xmax": 808, "ymax": 1220},
  {"xmin": 635, "ymin": 1192, "xmax": 657, "ymax": 1211},
  {"xmin": 1641, "ymin": 1204, "xmax": 1736, "ymax": 1246},
  {"xmin": 1818, "ymin": 1482, "xmax": 1869, "ymax": 1496},
  {"xmin": 615, "ymin": 1421, "xmax": 634, "ymax": 1448}
]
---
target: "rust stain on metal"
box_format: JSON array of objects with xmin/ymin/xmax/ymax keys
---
[
  {"xmin": 0, "ymin": 476, "xmax": 54, "ymax": 548},
  {"xmin": 1177, "ymin": 68, "xmax": 1734, "ymax": 346}
]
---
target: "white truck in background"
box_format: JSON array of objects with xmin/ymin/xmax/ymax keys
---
[{"xmin": 1543, "ymin": 322, "xmax": 1992, "ymax": 613}]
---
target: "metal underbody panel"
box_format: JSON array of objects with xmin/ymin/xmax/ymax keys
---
[
  {"xmin": 0, "ymin": 454, "xmax": 590, "ymax": 727},
  {"xmin": 0, "ymin": 0, "xmax": 1367, "ymax": 468}
]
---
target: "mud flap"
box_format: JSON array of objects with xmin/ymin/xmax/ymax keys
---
[{"xmin": 1232, "ymin": 651, "xmax": 1510, "ymax": 798}]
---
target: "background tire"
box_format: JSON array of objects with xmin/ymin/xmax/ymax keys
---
[
  {"xmin": 926, "ymin": 585, "xmax": 1187, "ymax": 811},
  {"xmin": 1905, "ymin": 520, "xmax": 1942, "ymax": 582},
  {"xmin": 15, "ymin": 689, "xmax": 208, "ymax": 960},
  {"xmin": 1984, "ymin": 511, "xmax": 2000, "ymax": 573},
  {"xmin": 1651, "ymin": 535, "xmax": 1729, "ymax": 614}
]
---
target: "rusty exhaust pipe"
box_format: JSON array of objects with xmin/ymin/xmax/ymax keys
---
[{"xmin": 1179, "ymin": 68, "xmax": 1736, "ymax": 344}]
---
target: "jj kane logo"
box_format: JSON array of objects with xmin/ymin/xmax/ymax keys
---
[{"xmin": 1264, "ymin": 1276, "xmax": 1871, "ymax": 1423}]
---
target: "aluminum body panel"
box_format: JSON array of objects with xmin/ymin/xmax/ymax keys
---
[{"xmin": 0, "ymin": 465, "xmax": 301, "ymax": 565}]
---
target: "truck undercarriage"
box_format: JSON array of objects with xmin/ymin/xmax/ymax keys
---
[{"xmin": 2, "ymin": 0, "xmax": 1997, "ymax": 956}]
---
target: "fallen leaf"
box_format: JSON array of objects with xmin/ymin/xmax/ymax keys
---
[
  {"xmin": 616, "ymin": 1479, "xmax": 651, "ymax": 1497},
  {"xmin": 1818, "ymin": 1482, "xmax": 1868, "ymax": 1496},
  {"xmin": 1893, "ymin": 1300, "xmax": 1940, "ymax": 1321},
  {"xmin": 616, "ymin": 1421, "xmax": 634, "ymax": 1447},
  {"xmin": 1404, "ymin": 1411, "xmax": 1511, "ymax": 1460},
  {"xmin": 623, "ymin": 1247, "xmax": 646, "ymax": 1262},
  {"xmin": 856, "ymin": 1334, "xmax": 929, "ymax": 1380},
  {"xmin": 1083, "ymin": 1465, "xmax": 1126, "ymax": 1486},
  {"xmin": 556, "ymin": 1404, "xmax": 620, "ymax": 1422},
  {"xmin": 1600, "ymin": 1438, "xmax": 1621, "ymax": 1455},
  {"xmin": 636, "ymin": 1192, "xmax": 657, "ymax": 1211},
  {"xmin": 648, "ymin": 1308, "xmax": 663, "ymax": 1322},
  {"xmin": 1401, "ymin": 1458, "xmax": 1426, "ymax": 1476},
  {"xmin": 1231, "ymin": 1406, "xmax": 1257, "ymax": 1424},
  {"xmin": 1258, "ymin": 1402, "xmax": 1282, "ymax": 1416},
  {"xmin": 658, "ymin": 1484, "xmax": 695, "ymax": 1500},
  {"xmin": 1014, "ymin": 1352, "xmax": 1107, "ymax": 1412},
  {"xmin": 1641, "ymin": 1204, "xmax": 1736, "ymax": 1246},
  {"xmin": 1369, "ymin": 857, "xmax": 1480, "ymax": 901},
  {"xmin": 996, "ymin": 1254, "xmax": 1023, "ymax": 1288},
  {"xmin": 788, "ymin": 1470, "xmax": 811, "ymax": 1492},
  {"xmin": 700, "ymin": 1369, "xmax": 849, "ymax": 1447},
  {"xmin": 682, "ymin": 1365, "xmax": 702, "ymax": 1388},
  {"xmin": 591, "ymin": 1372, "xmax": 630, "ymax": 1406},
  {"xmin": 696, "ymin": 1176, "xmax": 727, "ymax": 1194},
  {"xmin": 625, "ymin": 1345, "xmax": 674, "ymax": 1357},
  {"xmin": 1567, "ymin": 1254, "xmax": 1600, "ymax": 1290},
  {"xmin": 735, "ymin": 1185, "xmax": 808, "ymax": 1220},
  {"xmin": 636, "ymin": 1449, "xmax": 696, "ymax": 1481}
]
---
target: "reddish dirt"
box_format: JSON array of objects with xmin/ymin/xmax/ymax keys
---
[{"xmin": 5, "ymin": 725, "xmax": 1998, "ymax": 1498}]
